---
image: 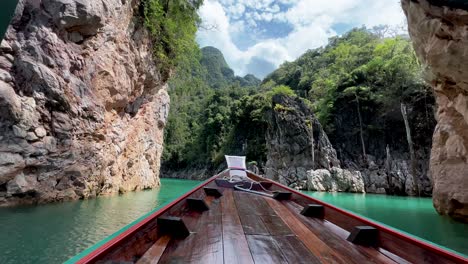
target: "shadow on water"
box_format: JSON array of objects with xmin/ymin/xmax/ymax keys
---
[
  {"xmin": 0, "ymin": 178, "xmax": 200, "ymax": 264},
  {"xmin": 302, "ymin": 191, "xmax": 468, "ymax": 256}
]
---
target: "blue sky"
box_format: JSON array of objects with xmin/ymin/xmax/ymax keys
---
[{"xmin": 196, "ymin": 0, "xmax": 407, "ymax": 78}]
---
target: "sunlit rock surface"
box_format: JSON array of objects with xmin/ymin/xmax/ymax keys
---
[
  {"xmin": 307, "ymin": 168, "xmax": 365, "ymax": 193},
  {"xmin": 402, "ymin": 0, "xmax": 468, "ymax": 221},
  {"xmin": 264, "ymin": 94, "xmax": 344, "ymax": 189},
  {"xmin": 0, "ymin": 0, "xmax": 168, "ymax": 205}
]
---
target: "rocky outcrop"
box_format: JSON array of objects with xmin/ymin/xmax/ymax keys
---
[
  {"xmin": 0, "ymin": 0, "xmax": 169, "ymax": 205},
  {"xmin": 307, "ymin": 168, "xmax": 365, "ymax": 193},
  {"xmin": 264, "ymin": 94, "xmax": 342, "ymax": 188},
  {"xmin": 342, "ymin": 151, "xmax": 433, "ymax": 196},
  {"xmin": 402, "ymin": 0, "xmax": 468, "ymax": 221}
]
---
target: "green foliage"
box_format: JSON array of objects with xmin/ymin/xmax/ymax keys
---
[
  {"xmin": 267, "ymin": 85, "xmax": 296, "ymax": 98},
  {"xmin": 274, "ymin": 103, "xmax": 294, "ymax": 112},
  {"xmin": 163, "ymin": 44, "xmax": 264, "ymax": 170},
  {"xmin": 143, "ymin": 0, "xmax": 202, "ymax": 77},
  {"xmin": 164, "ymin": 26, "xmax": 431, "ymax": 174},
  {"xmin": 263, "ymin": 27, "xmax": 427, "ymax": 133}
]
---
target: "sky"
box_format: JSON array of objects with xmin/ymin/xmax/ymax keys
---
[{"xmin": 196, "ymin": 0, "xmax": 407, "ymax": 79}]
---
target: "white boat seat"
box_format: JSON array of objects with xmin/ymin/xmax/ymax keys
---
[{"xmin": 225, "ymin": 155, "xmax": 247, "ymax": 180}]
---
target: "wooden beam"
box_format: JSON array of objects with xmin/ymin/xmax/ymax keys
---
[
  {"xmin": 347, "ymin": 226, "xmax": 379, "ymax": 247},
  {"xmin": 157, "ymin": 217, "xmax": 190, "ymax": 239},
  {"xmin": 186, "ymin": 198, "xmax": 209, "ymax": 212},
  {"xmin": 273, "ymin": 191, "xmax": 292, "ymax": 200},
  {"xmin": 301, "ymin": 204, "xmax": 324, "ymax": 218},
  {"xmin": 221, "ymin": 190, "xmax": 254, "ymax": 264},
  {"xmin": 204, "ymin": 187, "xmax": 223, "ymax": 197},
  {"xmin": 136, "ymin": 235, "xmax": 171, "ymax": 264}
]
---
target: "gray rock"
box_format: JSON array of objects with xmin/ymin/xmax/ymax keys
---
[
  {"xmin": 4, "ymin": 54, "xmax": 14, "ymax": 62},
  {"xmin": 43, "ymin": 136, "xmax": 57, "ymax": 153},
  {"xmin": 16, "ymin": 57, "xmax": 62, "ymax": 96},
  {"xmin": 0, "ymin": 81, "xmax": 21, "ymax": 122},
  {"xmin": 307, "ymin": 168, "xmax": 365, "ymax": 193},
  {"xmin": 9, "ymin": 41, "xmax": 21, "ymax": 53},
  {"xmin": 25, "ymin": 132, "xmax": 39, "ymax": 141},
  {"xmin": 0, "ymin": 152, "xmax": 23, "ymax": 166},
  {"xmin": 12, "ymin": 125, "xmax": 27, "ymax": 138},
  {"xmin": 43, "ymin": 0, "xmax": 105, "ymax": 36},
  {"xmin": 0, "ymin": 56, "xmax": 13, "ymax": 70},
  {"xmin": 265, "ymin": 94, "xmax": 340, "ymax": 186},
  {"xmin": 19, "ymin": 97, "xmax": 40, "ymax": 130},
  {"xmin": 7, "ymin": 173, "xmax": 30, "ymax": 194},
  {"xmin": 0, "ymin": 152, "xmax": 25, "ymax": 184},
  {"xmin": 34, "ymin": 126, "xmax": 47, "ymax": 138},
  {"xmin": 375, "ymin": 188, "xmax": 386, "ymax": 194},
  {"xmin": 69, "ymin": 31, "xmax": 84, "ymax": 43},
  {"xmin": 56, "ymin": 188, "xmax": 78, "ymax": 201},
  {"xmin": 0, "ymin": 69, "xmax": 12, "ymax": 82},
  {"xmin": 0, "ymin": 40, "xmax": 12, "ymax": 53}
]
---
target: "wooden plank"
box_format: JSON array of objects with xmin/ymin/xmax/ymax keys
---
[
  {"xmin": 158, "ymin": 197, "xmax": 223, "ymax": 264},
  {"xmin": 136, "ymin": 235, "xmax": 171, "ymax": 264},
  {"xmin": 233, "ymin": 191, "xmax": 275, "ymax": 216},
  {"xmin": 273, "ymin": 235, "xmax": 321, "ymax": 264},
  {"xmin": 284, "ymin": 201, "xmax": 395, "ymax": 264},
  {"xmin": 260, "ymin": 215, "xmax": 293, "ymax": 236},
  {"xmin": 254, "ymin": 193, "xmax": 277, "ymax": 215},
  {"xmin": 265, "ymin": 197, "xmax": 348, "ymax": 263},
  {"xmin": 221, "ymin": 189, "xmax": 254, "ymax": 264},
  {"xmin": 261, "ymin": 179, "xmax": 466, "ymax": 264},
  {"xmin": 235, "ymin": 191, "xmax": 292, "ymax": 236},
  {"xmin": 238, "ymin": 213, "xmax": 270, "ymax": 235},
  {"xmin": 234, "ymin": 191, "xmax": 270, "ymax": 235},
  {"xmin": 246, "ymin": 235, "xmax": 288, "ymax": 264}
]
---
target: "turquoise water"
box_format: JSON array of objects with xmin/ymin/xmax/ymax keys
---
[
  {"xmin": 302, "ymin": 191, "xmax": 468, "ymax": 256},
  {"xmin": 0, "ymin": 179, "xmax": 200, "ymax": 264},
  {"xmin": 0, "ymin": 0, "xmax": 18, "ymax": 39}
]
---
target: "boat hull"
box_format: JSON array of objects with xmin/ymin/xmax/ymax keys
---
[{"xmin": 73, "ymin": 170, "xmax": 468, "ymax": 264}]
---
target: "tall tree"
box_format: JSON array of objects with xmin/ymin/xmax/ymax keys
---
[{"xmin": 401, "ymin": 103, "xmax": 420, "ymax": 196}]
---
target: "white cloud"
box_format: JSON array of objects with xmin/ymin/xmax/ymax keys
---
[{"xmin": 197, "ymin": 0, "xmax": 407, "ymax": 78}]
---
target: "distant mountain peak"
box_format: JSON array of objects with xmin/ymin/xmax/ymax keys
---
[{"xmin": 200, "ymin": 46, "xmax": 260, "ymax": 88}]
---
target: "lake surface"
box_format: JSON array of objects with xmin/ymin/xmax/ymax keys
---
[
  {"xmin": 0, "ymin": 178, "xmax": 201, "ymax": 264},
  {"xmin": 0, "ymin": 179, "xmax": 466, "ymax": 263},
  {"xmin": 303, "ymin": 191, "xmax": 468, "ymax": 256}
]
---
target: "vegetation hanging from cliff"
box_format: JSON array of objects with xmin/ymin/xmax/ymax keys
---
[{"xmin": 143, "ymin": 0, "xmax": 202, "ymax": 78}]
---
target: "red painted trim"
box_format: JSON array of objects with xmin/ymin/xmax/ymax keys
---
[
  {"xmin": 265, "ymin": 178, "xmax": 468, "ymax": 263},
  {"xmin": 76, "ymin": 175, "xmax": 218, "ymax": 264}
]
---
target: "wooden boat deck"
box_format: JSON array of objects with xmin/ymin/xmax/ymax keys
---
[
  {"xmin": 138, "ymin": 187, "xmax": 397, "ymax": 264},
  {"xmin": 77, "ymin": 172, "xmax": 468, "ymax": 264}
]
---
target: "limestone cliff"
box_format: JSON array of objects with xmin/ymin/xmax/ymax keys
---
[
  {"xmin": 402, "ymin": 0, "xmax": 468, "ymax": 221},
  {"xmin": 0, "ymin": 0, "xmax": 169, "ymax": 205},
  {"xmin": 264, "ymin": 94, "xmax": 364, "ymax": 192}
]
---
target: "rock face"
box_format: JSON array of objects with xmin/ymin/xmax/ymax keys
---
[
  {"xmin": 264, "ymin": 94, "xmax": 343, "ymax": 189},
  {"xmin": 402, "ymin": 0, "xmax": 468, "ymax": 221},
  {"xmin": 0, "ymin": 0, "xmax": 169, "ymax": 205},
  {"xmin": 307, "ymin": 168, "xmax": 365, "ymax": 193}
]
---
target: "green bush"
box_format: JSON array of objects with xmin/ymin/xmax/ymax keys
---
[
  {"xmin": 269, "ymin": 85, "xmax": 296, "ymax": 98},
  {"xmin": 143, "ymin": 0, "xmax": 202, "ymax": 79}
]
